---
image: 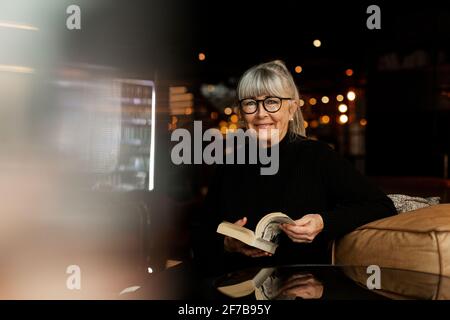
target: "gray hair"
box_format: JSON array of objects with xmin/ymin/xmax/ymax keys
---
[{"xmin": 237, "ymin": 60, "xmax": 306, "ymax": 137}]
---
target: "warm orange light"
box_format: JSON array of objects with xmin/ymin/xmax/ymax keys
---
[
  {"xmin": 171, "ymin": 116, "xmax": 178, "ymax": 124},
  {"xmin": 338, "ymin": 104, "xmax": 348, "ymax": 113},
  {"xmin": 345, "ymin": 69, "xmax": 354, "ymax": 77},
  {"xmin": 198, "ymin": 52, "xmax": 206, "ymax": 61},
  {"xmin": 321, "ymin": 96, "xmax": 329, "ymax": 104},
  {"xmin": 360, "ymin": 118, "xmax": 367, "ymax": 126},
  {"xmin": 299, "ymin": 99, "xmax": 305, "ymax": 107},
  {"xmin": 219, "ymin": 120, "xmax": 227, "ymax": 127},
  {"xmin": 310, "ymin": 120, "xmax": 319, "ymax": 128},
  {"xmin": 295, "ymin": 66, "xmax": 303, "ymax": 73},
  {"xmin": 347, "ymin": 90, "xmax": 356, "ymax": 101},
  {"xmin": 230, "ymin": 114, "xmax": 239, "ymax": 123},
  {"xmin": 339, "ymin": 114, "xmax": 348, "ymax": 124},
  {"xmin": 304, "ymin": 121, "xmax": 308, "ymax": 129},
  {"xmin": 320, "ymin": 115, "xmax": 330, "ymax": 124},
  {"xmin": 336, "ymin": 94, "xmax": 344, "ymax": 102},
  {"xmin": 313, "ymin": 39, "xmax": 321, "ymax": 47},
  {"xmin": 210, "ymin": 112, "xmax": 218, "ymax": 120},
  {"xmin": 185, "ymin": 107, "xmax": 193, "ymax": 115},
  {"xmin": 220, "ymin": 126, "xmax": 228, "ymax": 134},
  {"xmin": 224, "ymin": 107, "xmax": 232, "ymax": 115},
  {"xmin": 309, "ymin": 98, "xmax": 317, "ymax": 106},
  {"xmin": 229, "ymin": 123, "xmax": 237, "ymax": 131}
]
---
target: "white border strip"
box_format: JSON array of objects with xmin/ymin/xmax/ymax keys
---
[{"xmin": 120, "ymin": 79, "xmax": 156, "ymax": 191}]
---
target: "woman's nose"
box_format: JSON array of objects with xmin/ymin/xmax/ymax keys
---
[{"xmin": 256, "ymin": 101, "xmax": 268, "ymax": 118}]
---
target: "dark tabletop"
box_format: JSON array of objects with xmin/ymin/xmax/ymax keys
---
[{"xmin": 125, "ymin": 262, "xmax": 450, "ymax": 300}]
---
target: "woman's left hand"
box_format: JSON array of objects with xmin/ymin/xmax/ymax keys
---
[{"xmin": 280, "ymin": 214, "xmax": 324, "ymax": 243}]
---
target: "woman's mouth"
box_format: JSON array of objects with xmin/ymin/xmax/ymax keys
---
[{"xmin": 254, "ymin": 123, "xmax": 274, "ymax": 129}]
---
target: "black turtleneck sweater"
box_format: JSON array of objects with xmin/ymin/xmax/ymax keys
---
[{"xmin": 191, "ymin": 133, "xmax": 397, "ymax": 272}]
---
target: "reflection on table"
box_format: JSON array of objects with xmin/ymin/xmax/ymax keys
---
[{"xmin": 214, "ymin": 265, "xmax": 450, "ymax": 300}]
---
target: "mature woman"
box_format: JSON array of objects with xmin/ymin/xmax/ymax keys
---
[{"xmin": 192, "ymin": 60, "xmax": 396, "ymax": 271}]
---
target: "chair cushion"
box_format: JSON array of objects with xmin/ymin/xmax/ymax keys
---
[
  {"xmin": 334, "ymin": 204, "xmax": 450, "ymax": 277},
  {"xmin": 341, "ymin": 266, "xmax": 450, "ymax": 300}
]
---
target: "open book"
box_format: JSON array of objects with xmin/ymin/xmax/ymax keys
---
[
  {"xmin": 216, "ymin": 212, "xmax": 296, "ymax": 254},
  {"xmin": 217, "ymin": 267, "xmax": 276, "ymax": 298}
]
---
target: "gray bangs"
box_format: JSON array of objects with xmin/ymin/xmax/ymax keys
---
[{"xmin": 238, "ymin": 68, "xmax": 291, "ymax": 100}]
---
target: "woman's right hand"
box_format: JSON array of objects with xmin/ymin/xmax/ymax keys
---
[
  {"xmin": 223, "ymin": 217, "xmax": 272, "ymax": 258},
  {"xmin": 277, "ymin": 273, "xmax": 324, "ymax": 299}
]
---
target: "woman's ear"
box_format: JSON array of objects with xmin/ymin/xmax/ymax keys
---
[{"xmin": 289, "ymin": 100, "xmax": 299, "ymax": 118}]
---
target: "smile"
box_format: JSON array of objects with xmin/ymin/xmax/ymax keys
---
[{"xmin": 254, "ymin": 123, "xmax": 274, "ymax": 129}]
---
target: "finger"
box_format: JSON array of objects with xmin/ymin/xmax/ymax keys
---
[
  {"xmin": 283, "ymin": 278, "xmax": 315, "ymax": 290},
  {"xmin": 283, "ymin": 287, "xmax": 312, "ymax": 298},
  {"xmin": 289, "ymin": 237, "xmax": 312, "ymax": 243},
  {"xmin": 295, "ymin": 215, "xmax": 313, "ymax": 226},
  {"xmin": 287, "ymin": 274, "xmax": 314, "ymax": 282},
  {"xmin": 281, "ymin": 224, "xmax": 311, "ymax": 235},
  {"xmin": 241, "ymin": 247, "xmax": 261, "ymax": 256},
  {"xmin": 249, "ymin": 249, "xmax": 271, "ymax": 257},
  {"xmin": 234, "ymin": 217, "xmax": 247, "ymax": 227},
  {"xmin": 282, "ymin": 227, "xmax": 314, "ymax": 240},
  {"xmin": 243, "ymin": 247, "xmax": 272, "ymax": 257},
  {"xmin": 281, "ymin": 282, "xmax": 310, "ymax": 292},
  {"xmin": 251, "ymin": 252, "xmax": 269, "ymax": 258},
  {"xmin": 284, "ymin": 232, "xmax": 313, "ymax": 243}
]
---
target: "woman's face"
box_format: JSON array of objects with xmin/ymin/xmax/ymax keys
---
[{"xmin": 241, "ymin": 95, "xmax": 297, "ymax": 144}]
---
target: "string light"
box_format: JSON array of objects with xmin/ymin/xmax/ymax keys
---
[
  {"xmin": 320, "ymin": 115, "xmax": 330, "ymax": 124},
  {"xmin": 347, "ymin": 90, "xmax": 356, "ymax": 101},
  {"xmin": 338, "ymin": 104, "xmax": 348, "ymax": 113},
  {"xmin": 339, "ymin": 114, "xmax": 348, "ymax": 124}
]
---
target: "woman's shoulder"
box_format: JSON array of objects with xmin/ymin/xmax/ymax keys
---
[{"xmin": 286, "ymin": 134, "xmax": 335, "ymax": 153}]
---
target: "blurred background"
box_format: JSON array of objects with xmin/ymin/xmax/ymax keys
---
[{"xmin": 0, "ymin": 0, "xmax": 449, "ymax": 298}]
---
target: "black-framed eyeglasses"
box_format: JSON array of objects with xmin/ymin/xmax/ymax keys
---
[{"xmin": 239, "ymin": 96, "xmax": 292, "ymax": 114}]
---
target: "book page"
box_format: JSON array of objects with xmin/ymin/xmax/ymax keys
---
[
  {"xmin": 217, "ymin": 268, "xmax": 275, "ymax": 298},
  {"xmin": 217, "ymin": 280, "xmax": 255, "ymax": 298},
  {"xmin": 255, "ymin": 273, "xmax": 284, "ymax": 300},
  {"xmin": 216, "ymin": 222, "xmax": 255, "ymax": 246},
  {"xmin": 255, "ymin": 212, "xmax": 295, "ymax": 241}
]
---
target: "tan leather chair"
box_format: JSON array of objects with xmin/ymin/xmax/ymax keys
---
[
  {"xmin": 334, "ymin": 204, "xmax": 450, "ymax": 277},
  {"xmin": 341, "ymin": 266, "xmax": 450, "ymax": 300}
]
